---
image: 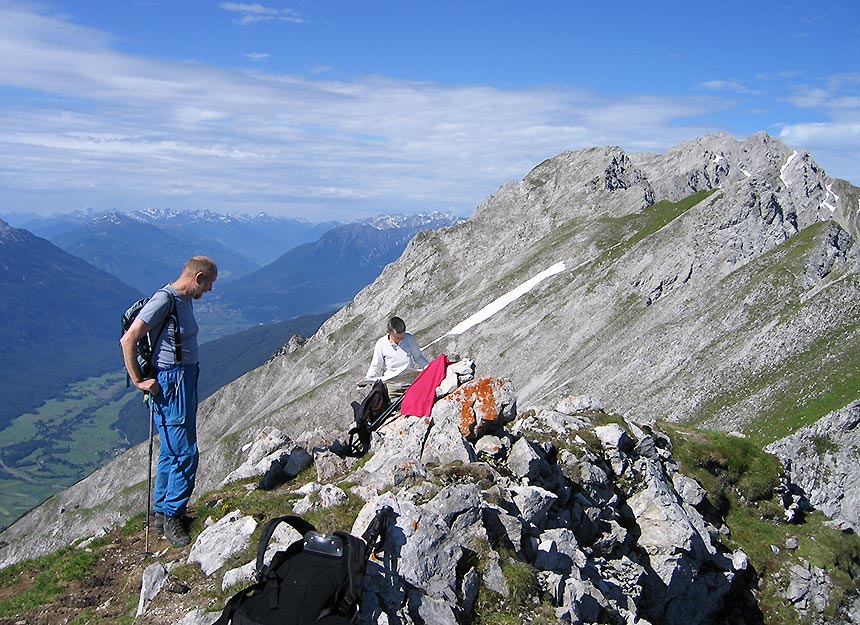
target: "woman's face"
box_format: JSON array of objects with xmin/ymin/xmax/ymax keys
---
[{"xmin": 389, "ymin": 330, "xmax": 405, "ymax": 344}]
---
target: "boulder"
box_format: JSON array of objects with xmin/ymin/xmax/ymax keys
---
[
  {"xmin": 437, "ymin": 377, "xmax": 517, "ymax": 441},
  {"xmin": 187, "ymin": 511, "xmax": 258, "ymax": 576}
]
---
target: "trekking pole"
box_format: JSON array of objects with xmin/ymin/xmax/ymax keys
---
[
  {"xmin": 144, "ymin": 392, "xmax": 154, "ymax": 555},
  {"xmin": 369, "ymin": 394, "xmax": 405, "ymax": 433}
]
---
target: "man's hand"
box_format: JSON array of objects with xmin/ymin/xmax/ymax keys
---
[{"xmin": 138, "ymin": 378, "xmax": 161, "ymax": 397}]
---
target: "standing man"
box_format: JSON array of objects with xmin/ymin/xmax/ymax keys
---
[{"xmin": 121, "ymin": 256, "xmax": 217, "ymax": 547}]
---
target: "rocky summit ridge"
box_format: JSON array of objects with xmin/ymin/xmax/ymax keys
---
[
  {"xmin": 132, "ymin": 374, "xmax": 763, "ymax": 625},
  {"xmin": 1, "ymin": 132, "xmax": 859, "ymax": 622}
]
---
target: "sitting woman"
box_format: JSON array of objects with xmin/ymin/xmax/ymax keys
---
[{"xmin": 365, "ymin": 316, "xmax": 429, "ymax": 398}]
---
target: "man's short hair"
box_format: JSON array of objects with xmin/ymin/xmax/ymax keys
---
[
  {"xmin": 387, "ymin": 316, "xmax": 406, "ymax": 334},
  {"xmin": 184, "ymin": 256, "xmax": 218, "ymax": 278}
]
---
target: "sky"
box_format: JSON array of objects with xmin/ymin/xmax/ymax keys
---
[{"xmin": 1, "ymin": 1, "xmax": 858, "ymax": 221}]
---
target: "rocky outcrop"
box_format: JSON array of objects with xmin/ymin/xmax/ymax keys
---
[
  {"xmin": 153, "ymin": 374, "xmax": 753, "ymax": 625},
  {"xmin": 765, "ymin": 401, "xmax": 860, "ymax": 531}
]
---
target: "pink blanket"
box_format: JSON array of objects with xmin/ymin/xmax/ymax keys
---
[{"xmin": 399, "ymin": 354, "xmax": 453, "ymax": 417}]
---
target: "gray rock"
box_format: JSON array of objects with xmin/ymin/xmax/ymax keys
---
[
  {"xmin": 474, "ymin": 434, "xmax": 507, "ymax": 459},
  {"xmin": 766, "ymin": 401, "xmax": 860, "ymax": 530},
  {"xmin": 506, "ymin": 436, "xmax": 551, "ymax": 482},
  {"xmin": 594, "ymin": 423, "xmax": 635, "ymax": 476},
  {"xmin": 436, "ymin": 359, "xmax": 476, "ymax": 397},
  {"xmin": 219, "ymin": 427, "xmax": 294, "ymax": 486},
  {"xmin": 137, "ymin": 562, "xmax": 169, "ymax": 616},
  {"xmin": 173, "ymin": 609, "xmax": 221, "ymax": 625},
  {"xmin": 410, "ymin": 594, "xmax": 459, "ymax": 625},
  {"xmin": 560, "ymin": 575, "xmax": 604, "ymax": 623},
  {"xmin": 355, "ymin": 416, "xmax": 434, "ymax": 491},
  {"xmin": 314, "ymin": 449, "xmax": 354, "ymax": 483},
  {"xmin": 292, "ymin": 483, "xmax": 347, "ymax": 515},
  {"xmin": 510, "ymin": 484, "xmax": 557, "ymax": 527},
  {"xmin": 513, "ymin": 408, "xmax": 590, "ymax": 437},
  {"xmin": 534, "ymin": 528, "xmax": 585, "ymax": 574},
  {"xmin": 594, "ymin": 423, "xmax": 635, "ymax": 452},
  {"xmin": 424, "ymin": 483, "xmax": 483, "ymax": 527},
  {"xmin": 672, "ymin": 472, "xmax": 707, "ymax": 507},
  {"xmin": 421, "ymin": 402, "xmax": 478, "ymax": 466},
  {"xmin": 459, "ymin": 566, "xmax": 480, "ymax": 615},
  {"xmin": 221, "ymin": 560, "xmax": 256, "ymax": 591},
  {"xmin": 481, "ymin": 550, "xmax": 509, "ymax": 598},
  {"xmin": 482, "ymin": 506, "xmax": 529, "ymax": 556},
  {"xmin": 628, "ymin": 459, "xmax": 706, "ymax": 560},
  {"xmin": 187, "ymin": 511, "xmax": 258, "ymax": 576},
  {"xmin": 556, "ymin": 395, "xmax": 605, "ymax": 414},
  {"xmin": 353, "ymin": 496, "xmax": 463, "ymax": 601},
  {"xmin": 785, "ymin": 561, "xmax": 831, "ymax": 616}
]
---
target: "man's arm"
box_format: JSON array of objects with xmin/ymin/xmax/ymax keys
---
[{"xmin": 120, "ymin": 317, "xmax": 161, "ymax": 396}]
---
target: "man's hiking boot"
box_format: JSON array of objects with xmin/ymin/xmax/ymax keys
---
[
  {"xmin": 164, "ymin": 514, "xmax": 191, "ymax": 547},
  {"xmin": 154, "ymin": 512, "xmax": 165, "ymax": 536}
]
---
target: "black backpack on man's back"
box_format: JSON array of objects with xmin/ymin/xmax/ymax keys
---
[
  {"xmin": 214, "ymin": 507, "xmax": 391, "ymax": 625},
  {"xmin": 120, "ymin": 287, "xmax": 181, "ymax": 384}
]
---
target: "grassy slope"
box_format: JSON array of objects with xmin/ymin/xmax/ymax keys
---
[{"xmin": 0, "ymin": 372, "xmax": 133, "ymax": 530}]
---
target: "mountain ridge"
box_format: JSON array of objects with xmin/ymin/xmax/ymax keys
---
[
  {"xmin": 201, "ymin": 213, "xmax": 464, "ymax": 329},
  {"xmin": 0, "ymin": 219, "xmax": 143, "ymax": 429}
]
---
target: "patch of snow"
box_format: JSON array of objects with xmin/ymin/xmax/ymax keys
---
[
  {"xmin": 780, "ymin": 151, "xmax": 798, "ymax": 185},
  {"xmin": 821, "ymin": 183, "xmax": 839, "ymax": 213},
  {"xmin": 425, "ymin": 262, "xmax": 566, "ymax": 348}
]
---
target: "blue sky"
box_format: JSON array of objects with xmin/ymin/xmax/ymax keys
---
[{"xmin": 1, "ymin": 0, "xmax": 858, "ymax": 220}]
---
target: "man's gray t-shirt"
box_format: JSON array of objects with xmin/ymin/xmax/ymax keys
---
[{"xmin": 137, "ymin": 284, "xmax": 199, "ymax": 368}]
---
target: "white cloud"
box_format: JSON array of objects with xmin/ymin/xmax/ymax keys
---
[
  {"xmin": 220, "ymin": 2, "xmax": 305, "ymax": 25},
  {"xmin": 778, "ymin": 115, "xmax": 860, "ymax": 184},
  {"xmin": 698, "ymin": 79, "xmax": 762, "ymax": 95},
  {"xmin": 780, "ymin": 122, "xmax": 860, "ymax": 147}
]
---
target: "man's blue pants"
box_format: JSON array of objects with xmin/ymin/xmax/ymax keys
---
[{"xmin": 151, "ymin": 363, "xmax": 199, "ymax": 518}]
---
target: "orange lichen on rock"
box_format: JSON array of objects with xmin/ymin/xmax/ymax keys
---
[{"xmin": 454, "ymin": 377, "xmax": 506, "ymax": 439}]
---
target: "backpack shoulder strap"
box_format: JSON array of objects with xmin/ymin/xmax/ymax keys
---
[
  {"xmin": 320, "ymin": 532, "xmax": 368, "ymax": 619},
  {"xmin": 212, "ymin": 579, "xmax": 264, "ymax": 625},
  {"xmin": 156, "ymin": 287, "xmax": 182, "ymax": 365},
  {"xmin": 255, "ymin": 515, "xmax": 316, "ymax": 575}
]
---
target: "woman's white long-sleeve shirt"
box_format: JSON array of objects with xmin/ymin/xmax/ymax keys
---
[{"xmin": 365, "ymin": 333, "xmax": 429, "ymax": 380}]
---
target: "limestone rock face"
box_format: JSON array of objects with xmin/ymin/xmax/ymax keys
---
[{"xmin": 338, "ymin": 393, "xmax": 749, "ymax": 625}]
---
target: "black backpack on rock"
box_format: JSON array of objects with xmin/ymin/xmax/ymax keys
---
[
  {"xmin": 341, "ymin": 381, "xmax": 403, "ymax": 457},
  {"xmin": 215, "ymin": 507, "xmax": 392, "ymax": 625}
]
